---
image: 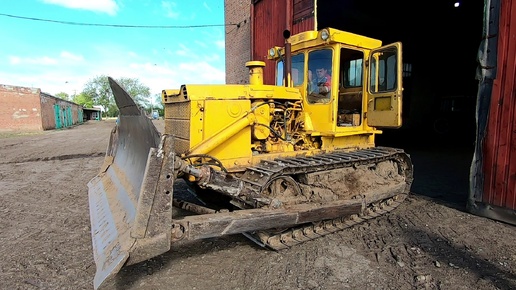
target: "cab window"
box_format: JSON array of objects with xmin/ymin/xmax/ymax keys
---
[
  {"xmin": 369, "ymin": 48, "xmax": 397, "ymax": 92},
  {"xmin": 291, "ymin": 54, "xmax": 304, "ymax": 86},
  {"xmin": 337, "ymin": 48, "xmax": 364, "ymax": 127},
  {"xmin": 307, "ymin": 49, "xmax": 333, "ymax": 104},
  {"xmin": 342, "ymin": 58, "xmax": 363, "ymax": 88},
  {"xmin": 275, "ymin": 53, "xmax": 305, "ymax": 87},
  {"xmin": 276, "ymin": 61, "xmax": 283, "ymax": 86}
]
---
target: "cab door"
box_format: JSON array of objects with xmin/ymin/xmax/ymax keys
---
[{"xmin": 366, "ymin": 42, "xmax": 403, "ymax": 128}]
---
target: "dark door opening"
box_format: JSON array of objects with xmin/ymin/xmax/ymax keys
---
[{"xmin": 317, "ymin": 0, "xmax": 484, "ymax": 207}]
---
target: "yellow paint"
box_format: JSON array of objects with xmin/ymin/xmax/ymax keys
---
[
  {"xmin": 189, "ymin": 100, "xmax": 252, "ymax": 161},
  {"xmin": 161, "ymin": 27, "xmax": 404, "ymax": 173},
  {"xmin": 251, "ymin": 101, "xmax": 271, "ymax": 140},
  {"xmin": 246, "ymin": 61, "xmax": 266, "ymax": 85}
]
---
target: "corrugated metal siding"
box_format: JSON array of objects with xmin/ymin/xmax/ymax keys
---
[
  {"xmin": 253, "ymin": 0, "xmax": 314, "ymax": 84},
  {"xmin": 252, "ymin": 0, "xmax": 287, "ymax": 84},
  {"xmin": 292, "ymin": 17, "xmax": 314, "ymax": 34},
  {"xmin": 483, "ymin": 0, "xmax": 516, "ymax": 211},
  {"xmin": 292, "ymin": 0, "xmax": 315, "ymax": 34}
]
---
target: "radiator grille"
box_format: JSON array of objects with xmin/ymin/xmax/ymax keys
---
[{"xmin": 165, "ymin": 101, "xmax": 190, "ymax": 154}]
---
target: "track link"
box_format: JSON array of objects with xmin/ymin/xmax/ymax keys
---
[
  {"xmin": 238, "ymin": 146, "xmax": 413, "ymax": 250},
  {"xmin": 255, "ymin": 193, "xmax": 408, "ymax": 250}
]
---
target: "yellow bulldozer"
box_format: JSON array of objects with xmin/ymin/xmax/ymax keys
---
[{"xmin": 88, "ymin": 27, "xmax": 413, "ymax": 289}]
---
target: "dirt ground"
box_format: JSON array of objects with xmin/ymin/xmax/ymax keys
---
[{"xmin": 0, "ymin": 119, "xmax": 515, "ymax": 290}]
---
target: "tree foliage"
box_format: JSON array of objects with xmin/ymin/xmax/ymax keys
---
[
  {"xmin": 73, "ymin": 92, "xmax": 94, "ymax": 108},
  {"xmin": 55, "ymin": 92, "xmax": 70, "ymax": 101},
  {"xmin": 149, "ymin": 93, "xmax": 164, "ymax": 115},
  {"xmin": 82, "ymin": 75, "xmax": 151, "ymax": 117}
]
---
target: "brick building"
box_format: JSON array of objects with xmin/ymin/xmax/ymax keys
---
[
  {"xmin": 224, "ymin": 0, "xmax": 251, "ymax": 84},
  {"xmin": 0, "ymin": 83, "xmax": 84, "ymax": 132}
]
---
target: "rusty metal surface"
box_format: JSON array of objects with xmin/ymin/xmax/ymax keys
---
[
  {"xmin": 125, "ymin": 137, "xmax": 175, "ymax": 266},
  {"xmin": 252, "ymin": 0, "xmax": 287, "ymax": 84},
  {"xmin": 251, "ymin": 0, "xmax": 315, "ymax": 84},
  {"xmin": 482, "ymin": 0, "xmax": 516, "ymax": 212},
  {"xmin": 469, "ymin": 0, "xmax": 516, "ymax": 225},
  {"xmin": 87, "ymin": 77, "xmax": 161, "ymax": 289},
  {"xmin": 293, "ymin": 0, "xmax": 313, "ymax": 24},
  {"xmin": 175, "ymin": 199, "xmax": 362, "ymax": 242},
  {"xmin": 292, "ymin": 17, "xmax": 314, "ymax": 34}
]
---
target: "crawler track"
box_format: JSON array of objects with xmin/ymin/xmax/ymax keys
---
[
  {"xmin": 237, "ymin": 146, "xmax": 413, "ymax": 250},
  {"xmin": 252, "ymin": 193, "xmax": 408, "ymax": 250}
]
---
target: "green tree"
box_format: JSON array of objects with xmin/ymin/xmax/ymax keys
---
[
  {"xmin": 117, "ymin": 77, "xmax": 151, "ymax": 109},
  {"xmin": 82, "ymin": 75, "xmax": 151, "ymax": 117},
  {"xmin": 55, "ymin": 92, "xmax": 70, "ymax": 101},
  {"xmin": 83, "ymin": 75, "xmax": 112, "ymax": 117},
  {"xmin": 72, "ymin": 92, "xmax": 94, "ymax": 108},
  {"xmin": 149, "ymin": 93, "xmax": 164, "ymax": 115}
]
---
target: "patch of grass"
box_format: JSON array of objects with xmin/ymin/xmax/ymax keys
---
[{"xmin": 0, "ymin": 131, "xmax": 44, "ymax": 139}]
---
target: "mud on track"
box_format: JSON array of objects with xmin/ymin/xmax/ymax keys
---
[{"xmin": 0, "ymin": 119, "xmax": 514, "ymax": 290}]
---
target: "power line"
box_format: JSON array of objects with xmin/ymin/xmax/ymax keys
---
[{"xmin": 0, "ymin": 13, "xmax": 239, "ymax": 28}]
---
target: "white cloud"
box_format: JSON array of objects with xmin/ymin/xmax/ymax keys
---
[
  {"xmin": 175, "ymin": 44, "xmax": 193, "ymax": 57},
  {"xmin": 194, "ymin": 40, "xmax": 208, "ymax": 48},
  {"xmin": 2, "ymin": 41, "xmax": 225, "ymax": 97},
  {"xmin": 203, "ymin": 2, "xmax": 212, "ymax": 12},
  {"xmin": 9, "ymin": 56, "xmax": 58, "ymax": 65},
  {"xmin": 214, "ymin": 40, "xmax": 225, "ymax": 49},
  {"xmin": 123, "ymin": 60, "xmax": 224, "ymax": 92},
  {"xmin": 203, "ymin": 54, "xmax": 220, "ymax": 62},
  {"xmin": 42, "ymin": 0, "xmax": 119, "ymax": 15},
  {"xmin": 0, "ymin": 70, "xmax": 88, "ymax": 96},
  {"xmin": 9, "ymin": 56, "xmax": 21, "ymax": 65},
  {"xmin": 60, "ymin": 51, "xmax": 84, "ymax": 62},
  {"xmin": 177, "ymin": 62, "xmax": 224, "ymax": 83},
  {"xmin": 9, "ymin": 51, "xmax": 84, "ymax": 67},
  {"xmin": 162, "ymin": 1, "xmax": 179, "ymax": 19}
]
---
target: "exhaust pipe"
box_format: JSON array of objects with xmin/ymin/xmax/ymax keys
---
[{"xmin": 246, "ymin": 61, "xmax": 265, "ymax": 85}]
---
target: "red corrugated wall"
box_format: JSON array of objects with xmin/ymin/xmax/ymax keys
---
[
  {"xmin": 252, "ymin": 0, "xmax": 287, "ymax": 84},
  {"xmin": 292, "ymin": 0, "xmax": 315, "ymax": 34},
  {"xmin": 483, "ymin": 0, "xmax": 516, "ymax": 210},
  {"xmin": 292, "ymin": 18, "xmax": 315, "ymax": 35},
  {"xmin": 252, "ymin": 0, "xmax": 315, "ymax": 85}
]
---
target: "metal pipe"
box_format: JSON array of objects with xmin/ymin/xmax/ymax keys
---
[
  {"xmin": 283, "ymin": 30, "xmax": 292, "ymax": 88},
  {"xmin": 173, "ymin": 199, "xmax": 217, "ymax": 215},
  {"xmin": 246, "ymin": 61, "xmax": 266, "ymax": 85}
]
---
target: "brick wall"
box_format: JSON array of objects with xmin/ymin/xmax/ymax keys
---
[
  {"xmin": 0, "ymin": 84, "xmax": 43, "ymax": 131},
  {"xmin": 40, "ymin": 94, "xmax": 56, "ymax": 130},
  {"xmin": 41, "ymin": 93, "xmax": 84, "ymax": 130},
  {"xmin": 224, "ymin": 0, "xmax": 252, "ymax": 84}
]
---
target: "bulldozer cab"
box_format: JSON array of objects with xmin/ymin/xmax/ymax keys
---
[{"xmin": 272, "ymin": 28, "xmax": 403, "ymax": 133}]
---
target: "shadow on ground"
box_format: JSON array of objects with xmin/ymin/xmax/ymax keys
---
[{"xmin": 377, "ymin": 128, "xmax": 475, "ymax": 211}]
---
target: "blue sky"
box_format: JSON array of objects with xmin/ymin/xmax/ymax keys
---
[{"xmin": 0, "ymin": 0, "xmax": 226, "ymax": 96}]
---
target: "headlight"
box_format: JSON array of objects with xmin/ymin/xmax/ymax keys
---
[
  {"xmin": 269, "ymin": 48, "xmax": 276, "ymax": 57},
  {"xmin": 321, "ymin": 29, "xmax": 329, "ymax": 41}
]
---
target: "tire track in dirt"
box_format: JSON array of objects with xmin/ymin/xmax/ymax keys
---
[{"xmin": 0, "ymin": 152, "xmax": 106, "ymax": 164}]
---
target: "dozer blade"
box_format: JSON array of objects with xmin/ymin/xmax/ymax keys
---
[{"xmin": 87, "ymin": 77, "xmax": 174, "ymax": 289}]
